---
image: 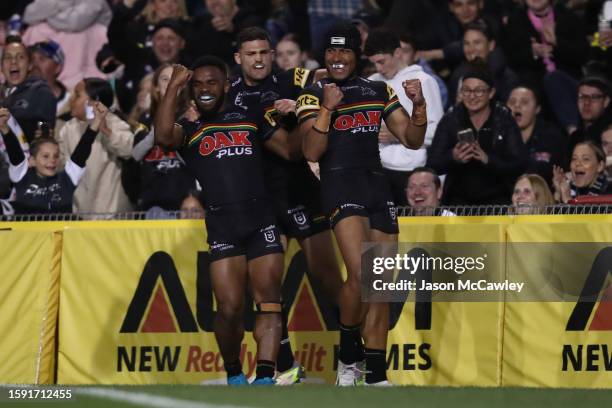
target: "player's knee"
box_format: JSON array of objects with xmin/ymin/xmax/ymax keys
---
[{"xmin": 216, "ymin": 300, "xmax": 244, "ymax": 324}]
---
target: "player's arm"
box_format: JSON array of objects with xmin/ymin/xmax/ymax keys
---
[
  {"xmin": 300, "ymin": 84, "xmax": 343, "ymax": 162},
  {"xmin": 384, "ymin": 79, "xmax": 427, "ymax": 150},
  {"xmin": 155, "ymin": 64, "xmax": 191, "ymax": 149}
]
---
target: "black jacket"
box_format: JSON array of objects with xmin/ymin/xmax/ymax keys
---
[
  {"xmin": 524, "ymin": 118, "xmax": 567, "ymax": 185},
  {"xmin": 567, "ymin": 109, "xmax": 612, "ymax": 166},
  {"xmin": 427, "ymin": 102, "xmax": 527, "ymax": 205},
  {"xmin": 0, "ymin": 76, "xmax": 56, "ymax": 143},
  {"xmin": 503, "ymin": 4, "xmax": 589, "ymax": 81}
]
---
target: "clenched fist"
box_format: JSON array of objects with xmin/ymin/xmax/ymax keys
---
[
  {"xmin": 169, "ymin": 64, "xmax": 193, "ymax": 89},
  {"xmin": 0, "ymin": 108, "xmax": 10, "ymax": 134},
  {"xmin": 322, "ymin": 83, "xmax": 343, "ymax": 111},
  {"xmin": 403, "ymin": 79, "xmax": 425, "ymax": 106}
]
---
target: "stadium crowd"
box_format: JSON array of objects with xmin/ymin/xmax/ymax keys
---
[{"xmin": 0, "ymin": 0, "xmax": 610, "ymax": 219}]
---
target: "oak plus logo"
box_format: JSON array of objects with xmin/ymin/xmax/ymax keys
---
[
  {"xmin": 562, "ymin": 247, "xmax": 612, "ymax": 372},
  {"xmin": 333, "ymin": 108, "xmax": 381, "ymax": 134}
]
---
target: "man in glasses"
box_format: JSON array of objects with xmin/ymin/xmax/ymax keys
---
[
  {"xmin": 567, "ymin": 77, "xmax": 612, "ymax": 160},
  {"xmin": 427, "ymin": 61, "xmax": 526, "ymax": 205}
]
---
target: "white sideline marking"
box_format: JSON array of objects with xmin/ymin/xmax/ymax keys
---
[{"xmin": 76, "ymin": 387, "xmax": 249, "ymax": 408}]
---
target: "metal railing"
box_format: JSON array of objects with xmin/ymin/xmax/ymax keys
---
[{"xmin": 1, "ymin": 204, "xmax": 611, "ymax": 222}]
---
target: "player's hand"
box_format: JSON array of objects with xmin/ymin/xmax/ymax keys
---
[
  {"xmin": 403, "ymin": 79, "xmax": 425, "ymax": 106},
  {"xmin": 322, "ymin": 83, "xmax": 343, "ymax": 111},
  {"xmin": 274, "ymin": 99, "xmax": 297, "ymax": 115},
  {"xmin": 378, "ymin": 125, "xmax": 396, "ymax": 145},
  {"xmin": 0, "ymin": 108, "xmax": 11, "ymax": 134},
  {"xmin": 182, "ymin": 101, "xmax": 199, "ymax": 122},
  {"xmin": 169, "ymin": 64, "xmax": 193, "ymax": 90},
  {"xmin": 90, "ymin": 101, "xmax": 109, "ymax": 133},
  {"xmin": 452, "ymin": 142, "xmax": 474, "ymax": 163}
]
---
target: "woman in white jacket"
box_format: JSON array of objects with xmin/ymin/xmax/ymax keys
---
[{"xmin": 58, "ymin": 78, "xmax": 134, "ymax": 216}]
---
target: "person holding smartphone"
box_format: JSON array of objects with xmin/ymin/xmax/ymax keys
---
[{"xmin": 427, "ymin": 61, "xmax": 527, "ymax": 206}]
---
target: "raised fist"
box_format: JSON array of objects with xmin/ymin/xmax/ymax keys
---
[
  {"xmin": 403, "ymin": 79, "xmax": 425, "ymax": 106},
  {"xmin": 0, "ymin": 108, "xmax": 10, "ymax": 134},
  {"xmin": 322, "ymin": 83, "xmax": 343, "ymax": 111},
  {"xmin": 169, "ymin": 64, "xmax": 193, "ymax": 89}
]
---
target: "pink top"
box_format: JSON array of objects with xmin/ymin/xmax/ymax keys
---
[
  {"xmin": 528, "ymin": 7, "xmax": 557, "ymax": 72},
  {"xmin": 22, "ymin": 22, "xmax": 107, "ymax": 89}
]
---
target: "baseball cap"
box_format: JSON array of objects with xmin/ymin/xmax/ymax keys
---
[{"xmin": 31, "ymin": 40, "xmax": 65, "ymax": 66}]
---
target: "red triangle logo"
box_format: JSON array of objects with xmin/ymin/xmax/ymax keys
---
[
  {"xmin": 141, "ymin": 285, "xmax": 177, "ymax": 332},
  {"xmin": 589, "ymin": 284, "xmax": 612, "ymax": 331},
  {"xmin": 288, "ymin": 281, "xmax": 323, "ymax": 331}
]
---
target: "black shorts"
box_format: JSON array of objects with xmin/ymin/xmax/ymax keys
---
[
  {"xmin": 321, "ymin": 168, "xmax": 399, "ymax": 234},
  {"xmin": 271, "ymin": 166, "xmax": 329, "ymax": 239},
  {"xmin": 205, "ymin": 199, "xmax": 284, "ymax": 262}
]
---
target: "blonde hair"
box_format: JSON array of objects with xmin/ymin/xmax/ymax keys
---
[
  {"xmin": 140, "ymin": 0, "xmax": 188, "ymax": 24},
  {"xmin": 515, "ymin": 173, "xmax": 555, "ymax": 212}
]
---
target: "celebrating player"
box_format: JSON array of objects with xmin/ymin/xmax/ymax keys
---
[
  {"xmin": 298, "ymin": 22, "xmax": 427, "ymax": 386},
  {"xmin": 155, "ymin": 56, "xmax": 295, "ymax": 385},
  {"xmin": 230, "ymin": 27, "xmax": 344, "ymax": 384}
]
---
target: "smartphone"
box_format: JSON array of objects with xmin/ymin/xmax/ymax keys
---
[
  {"xmin": 457, "ymin": 128, "xmax": 476, "ymax": 144},
  {"xmin": 85, "ymin": 104, "xmax": 95, "ymax": 121}
]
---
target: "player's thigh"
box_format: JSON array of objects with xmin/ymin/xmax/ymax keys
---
[
  {"xmin": 333, "ymin": 215, "xmax": 370, "ymax": 280},
  {"xmin": 298, "ymin": 229, "xmax": 341, "ymax": 277},
  {"xmin": 210, "ymin": 255, "xmax": 248, "ymax": 313}
]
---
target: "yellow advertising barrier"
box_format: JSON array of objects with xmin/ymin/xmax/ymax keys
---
[
  {"xmin": 3, "ymin": 214, "xmax": 612, "ymax": 387},
  {"xmin": 502, "ymin": 222, "xmax": 612, "ymax": 387},
  {"xmin": 0, "ymin": 230, "xmax": 61, "ymax": 384}
]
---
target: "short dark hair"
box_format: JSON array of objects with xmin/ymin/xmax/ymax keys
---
[
  {"xmin": 1, "ymin": 36, "xmax": 30, "ymax": 62},
  {"xmin": 398, "ymin": 32, "xmax": 417, "ymax": 51},
  {"xmin": 278, "ymin": 33, "xmax": 305, "ymax": 52},
  {"xmin": 190, "ymin": 55, "xmax": 228, "ymax": 78},
  {"xmin": 409, "ymin": 167, "xmax": 441, "ymax": 189},
  {"xmin": 364, "ymin": 28, "xmax": 400, "ymax": 57},
  {"xmin": 236, "ymin": 27, "xmax": 271, "ymax": 50},
  {"xmin": 464, "ymin": 19, "xmax": 494, "ymax": 41},
  {"xmin": 84, "ymin": 78, "xmax": 114, "ymax": 108},
  {"xmin": 509, "ymin": 84, "xmax": 541, "ymax": 105},
  {"xmin": 30, "ymin": 137, "xmax": 58, "ymax": 157},
  {"xmin": 578, "ymin": 76, "xmax": 611, "ymax": 97}
]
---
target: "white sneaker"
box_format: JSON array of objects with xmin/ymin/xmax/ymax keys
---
[
  {"xmin": 335, "ymin": 361, "xmax": 363, "ymax": 386},
  {"xmin": 365, "ymin": 380, "xmax": 393, "ymax": 387}
]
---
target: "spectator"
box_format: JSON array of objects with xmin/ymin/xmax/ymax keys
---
[
  {"xmin": 130, "ymin": 64, "xmax": 196, "ymax": 216},
  {"xmin": 21, "ymin": 0, "xmax": 109, "ymax": 88},
  {"xmin": 0, "ymin": 103, "xmax": 104, "ymax": 214},
  {"xmin": 448, "ymin": 21, "xmax": 519, "ymax": 104},
  {"xmin": 406, "ymin": 166, "xmax": 456, "ymax": 216},
  {"xmin": 0, "ymin": 152, "xmax": 9, "ymax": 199},
  {"xmin": 307, "ymin": 0, "xmax": 363, "ymax": 55},
  {"xmin": 553, "ymin": 140, "xmax": 610, "ymax": 203},
  {"xmin": 275, "ymin": 33, "xmax": 319, "ymax": 71},
  {"xmin": 427, "ymin": 62, "xmax": 526, "ymax": 205},
  {"xmin": 602, "ymin": 124, "xmax": 612, "ymax": 181},
  {"xmin": 187, "ymin": 0, "xmax": 268, "ymax": 66},
  {"xmin": 57, "ymin": 78, "xmax": 134, "ymax": 215},
  {"xmin": 398, "ymin": 31, "xmax": 448, "ymax": 109},
  {"xmin": 115, "ymin": 18, "xmax": 188, "ymax": 112},
  {"xmin": 179, "ymin": 190, "xmax": 205, "ymax": 219},
  {"xmin": 0, "ymin": 36, "xmax": 56, "ymax": 143},
  {"xmin": 364, "ymin": 28, "xmax": 444, "ymax": 206},
  {"xmin": 506, "ymin": 85, "xmax": 566, "ymax": 185},
  {"xmin": 567, "ymin": 76, "xmax": 612, "ymax": 158},
  {"xmin": 418, "ymin": 0, "xmax": 500, "ymax": 72},
  {"xmin": 28, "ymin": 40, "xmax": 72, "ymax": 134},
  {"xmin": 106, "ymin": 0, "xmax": 187, "ymax": 70},
  {"xmin": 504, "ymin": 0, "xmax": 589, "ymax": 132},
  {"xmin": 511, "ymin": 173, "xmax": 555, "ymax": 214}
]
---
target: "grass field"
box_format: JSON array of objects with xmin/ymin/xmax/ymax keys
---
[{"xmin": 2, "ymin": 385, "xmax": 612, "ymax": 408}]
